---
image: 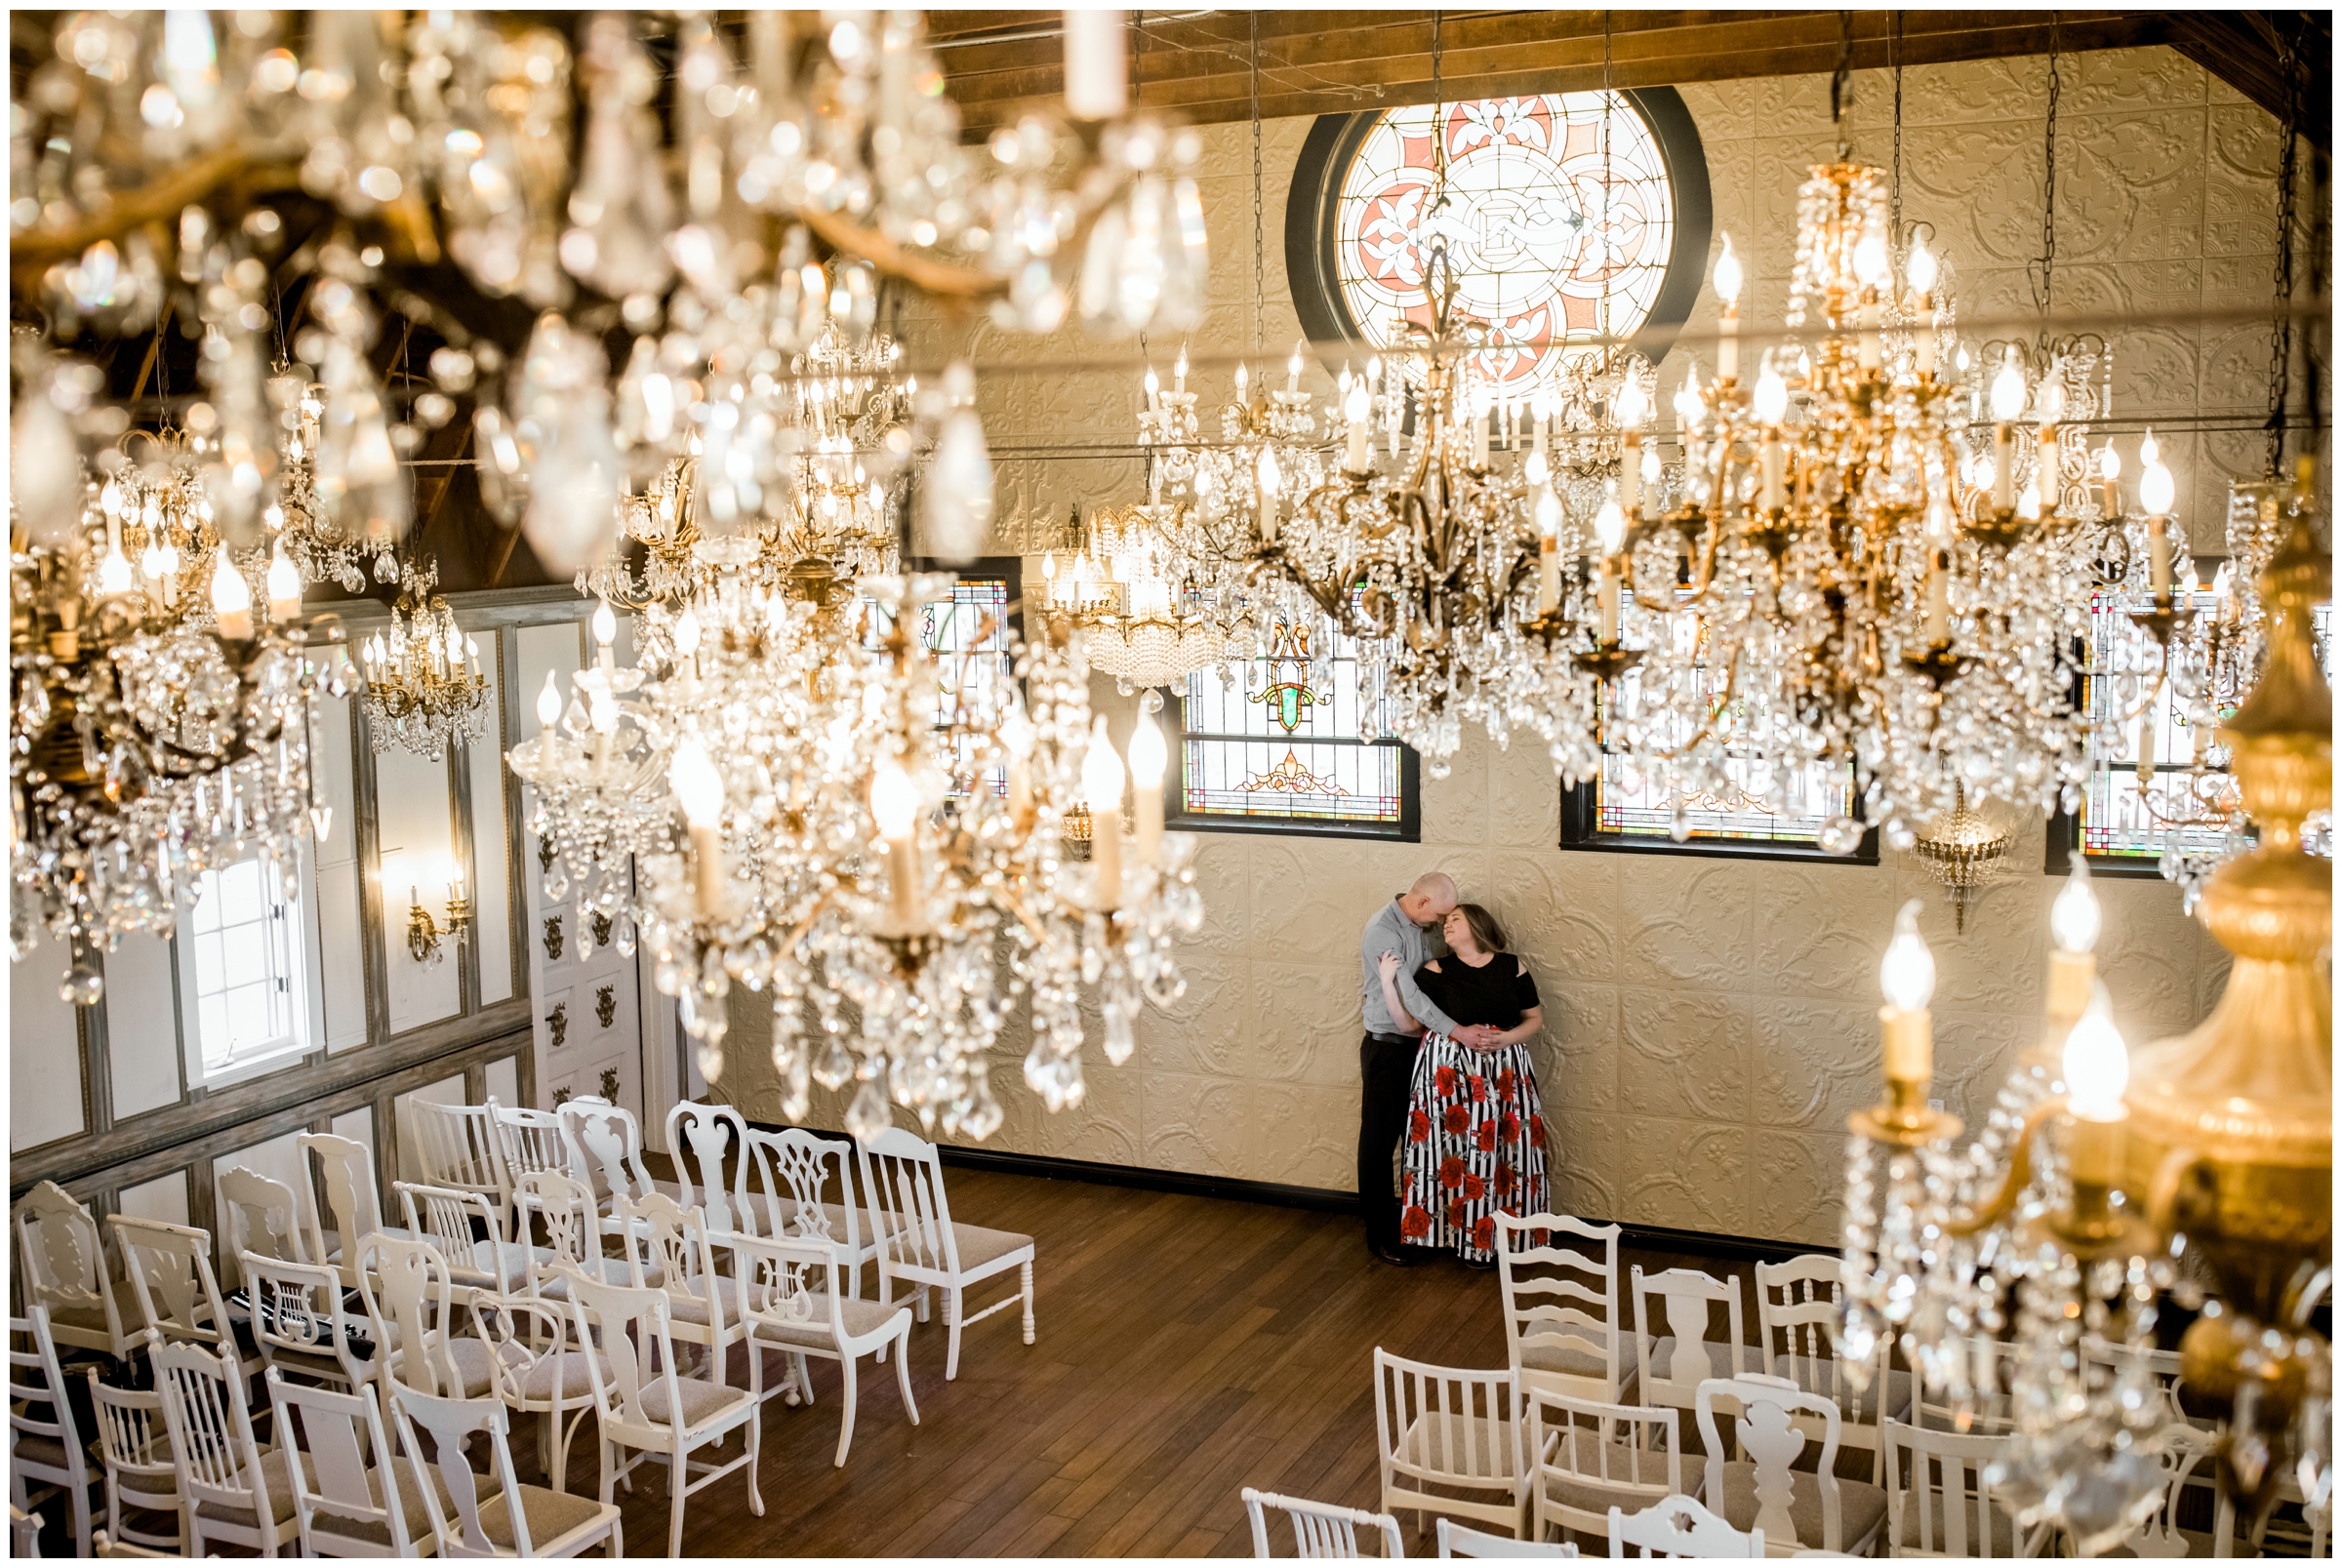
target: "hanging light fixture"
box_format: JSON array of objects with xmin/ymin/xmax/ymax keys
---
[{"xmin": 357, "ymin": 561, "xmax": 488, "ymax": 759}]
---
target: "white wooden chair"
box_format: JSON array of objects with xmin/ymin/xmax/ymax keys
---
[
  {"xmin": 409, "ymin": 1100, "xmax": 513, "ymax": 1220},
  {"xmin": 1879, "ymin": 1419, "xmax": 2034, "ymax": 1557},
  {"xmin": 217, "ymin": 1166, "xmax": 312, "ymax": 1283},
  {"xmin": 1372, "ymin": 1349, "xmax": 1533, "ymax": 1542},
  {"xmin": 9, "ymin": 1307, "xmax": 96, "ymax": 1556},
  {"xmin": 10, "ymin": 1503, "xmax": 41, "ymax": 1558},
  {"xmin": 397, "ymin": 1180, "xmax": 544, "ymax": 1299},
  {"xmin": 13, "ymin": 1182, "xmax": 139, "ymax": 1361},
  {"xmin": 611, "ymin": 1191, "xmax": 755, "ymax": 1387},
  {"xmin": 107, "ymin": 1216, "xmax": 261, "ymax": 1381},
  {"xmin": 391, "ymin": 1384, "xmax": 625, "ymax": 1558},
  {"xmin": 1694, "ymin": 1374, "xmax": 1888, "ymax": 1558},
  {"xmin": 93, "ymin": 1528, "xmax": 173, "ymax": 1556},
  {"xmin": 728, "ymin": 1230, "xmax": 918, "ymax": 1467},
  {"xmin": 464, "ymin": 1291, "xmax": 608, "ymax": 1498},
  {"xmin": 556, "ymin": 1097, "xmax": 669, "ymax": 1235},
  {"xmin": 513, "ymin": 1171, "xmax": 632, "ymax": 1311},
  {"xmin": 1243, "ymin": 1485, "xmax": 1406, "ymax": 1558},
  {"xmin": 239, "ymin": 1252, "xmax": 374, "ymax": 1393},
  {"xmin": 859, "ymin": 1126, "xmax": 1036, "ymax": 1380},
  {"xmin": 1494, "ymin": 1214, "xmax": 1642, "ymax": 1405},
  {"xmin": 263, "ymin": 1368, "xmax": 434, "ymax": 1557},
  {"xmin": 666, "ymin": 1100, "xmax": 753, "ymax": 1238},
  {"xmin": 298, "ymin": 1132, "xmax": 413, "ymax": 1287},
  {"xmin": 1629, "ymin": 1266, "xmax": 1752, "ymax": 1421},
  {"xmin": 562, "ymin": 1268, "xmax": 764, "ymax": 1558},
  {"xmin": 2078, "ymin": 1336, "xmax": 2197, "ymax": 1429},
  {"xmin": 1754, "ymin": 1255, "xmax": 1907, "ymax": 1485},
  {"xmin": 352, "ymin": 1234, "xmax": 497, "ymax": 1403},
  {"xmin": 148, "ymin": 1337, "xmax": 301, "ymax": 1556},
  {"xmin": 742, "ymin": 1124, "xmax": 880, "ymax": 1300},
  {"xmin": 1912, "ymin": 1334, "xmax": 2019, "ymax": 1435},
  {"xmin": 1607, "ymin": 1494, "xmax": 1763, "ymax": 1558},
  {"xmin": 488, "ymin": 1101, "xmax": 573, "ymax": 1203},
  {"xmin": 1525, "ymin": 1389, "xmax": 1685, "ymax": 1548},
  {"xmin": 86, "ymin": 1359, "xmax": 183, "ymax": 1555},
  {"xmin": 2080, "ymin": 1421, "xmax": 2219, "ymax": 1559},
  {"xmin": 1438, "ymin": 1516, "xmax": 1577, "ymax": 1557}
]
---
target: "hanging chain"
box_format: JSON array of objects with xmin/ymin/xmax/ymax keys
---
[
  {"xmin": 2265, "ymin": 23, "xmax": 2300, "ymax": 476},
  {"xmin": 1601, "ymin": 12, "xmax": 1615, "ymax": 374},
  {"xmin": 2029, "ymin": 14, "xmax": 2060, "ymax": 344},
  {"xmin": 1430, "ymin": 9, "xmax": 1446, "ymax": 187},
  {"xmin": 1830, "ymin": 12, "xmax": 1853, "ymax": 136},
  {"xmin": 1891, "ymin": 12, "xmax": 1904, "ymax": 250},
  {"xmin": 1249, "ymin": 10, "xmax": 1263, "ymax": 356}
]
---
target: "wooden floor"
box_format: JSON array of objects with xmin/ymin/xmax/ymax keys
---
[{"xmin": 545, "ymin": 1168, "xmax": 1770, "ymax": 1558}]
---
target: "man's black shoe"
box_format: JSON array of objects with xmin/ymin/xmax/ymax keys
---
[
  {"xmin": 1371, "ymin": 1242, "xmax": 1421, "ymax": 1266},
  {"xmin": 1461, "ymin": 1253, "xmax": 1498, "ymax": 1271}
]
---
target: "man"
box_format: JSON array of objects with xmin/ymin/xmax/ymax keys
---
[{"xmin": 1357, "ymin": 871, "xmax": 1498, "ymax": 1265}]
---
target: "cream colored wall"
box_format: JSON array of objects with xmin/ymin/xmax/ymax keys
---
[{"xmin": 718, "ymin": 46, "xmax": 2270, "ymax": 1246}]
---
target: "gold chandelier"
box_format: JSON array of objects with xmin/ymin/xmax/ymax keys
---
[{"xmin": 357, "ymin": 561, "xmax": 487, "ymax": 760}]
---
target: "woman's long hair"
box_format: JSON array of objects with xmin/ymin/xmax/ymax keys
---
[{"xmin": 1453, "ymin": 903, "xmax": 1508, "ymax": 955}]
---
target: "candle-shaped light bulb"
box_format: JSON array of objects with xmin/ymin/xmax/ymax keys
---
[
  {"xmin": 1854, "ymin": 231, "xmax": 1890, "ymax": 289},
  {"xmin": 1287, "ymin": 340, "xmax": 1304, "ymax": 392},
  {"xmin": 1906, "ymin": 240, "xmax": 1938, "ymax": 298},
  {"xmin": 98, "ymin": 542, "xmax": 133, "ymax": 595},
  {"xmin": 1128, "ymin": 704, "xmax": 1166, "ymax": 865},
  {"xmin": 1344, "ymin": 382, "xmax": 1372, "ymax": 470},
  {"xmin": 869, "ymin": 756, "xmax": 919, "ymax": 841},
  {"xmin": 210, "ymin": 551, "xmax": 254, "ymax": 639},
  {"xmin": 2138, "ymin": 434, "xmax": 2175, "ymax": 515},
  {"xmin": 1639, "ymin": 440, "xmax": 1661, "ymax": 497},
  {"xmin": 1234, "ymin": 362, "xmax": 1248, "ymax": 402},
  {"xmin": 1615, "ymin": 376, "xmax": 1649, "ymax": 429},
  {"xmin": 1594, "ymin": 492, "xmax": 1629, "ymax": 556},
  {"xmin": 1674, "ymin": 368, "xmax": 1704, "ymax": 425},
  {"xmin": 592, "ymin": 598, "xmax": 618, "ymax": 670},
  {"xmin": 1082, "ymin": 717, "xmax": 1126, "ymax": 909},
  {"xmin": 1879, "ymin": 901, "xmax": 1936, "ymax": 1013},
  {"xmin": 1713, "ymin": 234, "xmax": 1742, "ymax": 380},
  {"xmin": 1144, "ymin": 365, "xmax": 1159, "ymax": 409},
  {"xmin": 1173, "ymin": 345, "xmax": 1188, "ymax": 391},
  {"xmin": 2063, "ymin": 987, "xmax": 2129, "ymax": 1121},
  {"xmin": 536, "ymin": 669, "xmax": 562, "ymax": 729},
  {"xmin": 1525, "ymin": 449, "xmax": 1550, "ymax": 488},
  {"xmin": 2050, "ymin": 859, "xmax": 2101, "ymax": 954},
  {"xmin": 673, "ymin": 606, "xmax": 703, "ymax": 661},
  {"xmin": 1989, "ymin": 355, "xmax": 2028, "ymax": 422},
  {"xmin": 265, "ymin": 544, "xmax": 301, "ymax": 622},
  {"xmin": 671, "ymin": 740, "xmax": 727, "ymax": 915},
  {"xmin": 1713, "ymin": 233, "xmax": 1743, "ymax": 307},
  {"xmin": 1535, "ymin": 485, "xmax": 1561, "ymax": 540},
  {"xmin": 1256, "ymin": 445, "xmax": 1283, "ymax": 541},
  {"xmin": 1753, "ymin": 365, "xmax": 1789, "ymax": 425}
]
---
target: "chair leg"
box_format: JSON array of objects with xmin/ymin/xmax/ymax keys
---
[
  {"xmin": 945, "ymin": 1285, "xmax": 965, "ymax": 1381},
  {"xmin": 71, "ymin": 1484, "xmax": 92, "ymax": 1558},
  {"xmin": 667, "ymin": 1441, "xmax": 687, "ymax": 1560},
  {"xmin": 894, "ymin": 1330, "xmax": 920, "ymax": 1426},
  {"xmin": 1021, "ymin": 1258, "xmax": 1035, "ymax": 1345},
  {"xmin": 834, "ymin": 1354, "xmax": 859, "ymax": 1468},
  {"xmin": 747, "ymin": 1403, "xmax": 765, "ymax": 1516}
]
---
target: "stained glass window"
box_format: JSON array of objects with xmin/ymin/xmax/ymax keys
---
[
  {"xmin": 863, "ymin": 575, "xmax": 1015, "ymax": 794},
  {"xmin": 1333, "ymin": 92, "xmax": 1677, "ymax": 402},
  {"xmin": 1178, "ymin": 615, "xmax": 1406, "ymax": 828}
]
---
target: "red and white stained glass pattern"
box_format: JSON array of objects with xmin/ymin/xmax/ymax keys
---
[
  {"xmin": 1180, "ymin": 620, "xmax": 1403, "ymax": 825},
  {"xmin": 1334, "ymin": 92, "xmax": 1676, "ymax": 399}
]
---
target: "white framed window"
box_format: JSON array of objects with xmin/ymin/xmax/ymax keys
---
[{"xmin": 175, "ymin": 847, "xmax": 325, "ymax": 1087}]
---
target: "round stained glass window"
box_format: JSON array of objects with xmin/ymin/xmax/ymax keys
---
[{"xmin": 1291, "ymin": 90, "xmax": 1709, "ymax": 401}]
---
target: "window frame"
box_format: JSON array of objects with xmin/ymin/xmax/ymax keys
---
[
  {"xmin": 171, "ymin": 839, "xmax": 328, "ymax": 1090},
  {"xmin": 1557, "ymin": 779, "xmax": 1881, "ymax": 864},
  {"xmin": 1165, "ymin": 677, "xmax": 1423, "ymax": 842}
]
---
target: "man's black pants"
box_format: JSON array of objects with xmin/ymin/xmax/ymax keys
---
[{"xmin": 1358, "ymin": 1031, "xmax": 1423, "ymax": 1252}]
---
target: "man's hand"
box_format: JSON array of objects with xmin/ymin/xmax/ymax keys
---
[
  {"xmin": 1451, "ymin": 1024, "xmax": 1497, "ymax": 1049},
  {"xmin": 1376, "ymin": 949, "xmax": 1401, "ymax": 983}
]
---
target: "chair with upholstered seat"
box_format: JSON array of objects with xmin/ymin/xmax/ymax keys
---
[
  {"xmin": 1693, "ymin": 1374, "xmax": 1888, "ymax": 1558},
  {"xmin": 742, "ymin": 1125, "xmax": 880, "ymax": 1300},
  {"xmin": 10, "ymin": 1307, "xmax": 96, "ymax": 1556},
  {"xmin": 147, "ymin": 1337, "xmax": 302, "ymax": 1556},
  {"xmin": 556, "ymin": 1098, "xmax": 676, "ymax": 1236},
  {"xmin": 514, "ymin": 1172, "xmax": 633, "ymax": 1314},
  {"xmin": 562, "ymin": 1268, "xmax": 763, "ymax": 1558},
  {"xmin": 489, "ymin": 1101, "xmax": 572, "ymax": 1206},
  {"xmin": 859, "ymin": 1126, "xmax": 1035, "ymax": 1380},
  {"xmin": 1912, "ymin": 1334, "xmax": 2020, "ymax": 1436},
  {"xmin": 1629, "ymin": 1266, "xmax": 1752, "ymax": 1428},
  {"xmin": 87, "ymin": 1360, "xmax": 183, "ymax": 1555},
  {"xmin": 612, "ymin": 1191, "xmax": 756, "ymax": 1390},
  {"xmin": 1879, "ymin": 1419, "xmax": 2044, "ymax": 1558},
  {"xmin": 240, "ymin": 1252, "xmax": 375, "ymax": 1393},
  {"xmin": 1243, "ymin": 1485, "xmax": 1406, "ymax": 1558},
  {"xmin": 1372, "ymin": 1349, "xmax": 1532, "ymax": 1542},
  {"xmin": 1608, "ymin": 1494, "xmax": 1764, "ymax": 1557},
  {"xmin": 398, "ymin": 1180, "xmax": 546, "ymax": 1301},
  {"xmin": 728, "ymin": 1230, "xmax": 917, "ymax": 1467},
  {"xmin": 391, "ymin": 1383, "xmax": 625, "ymax": 1558},
  {"xmin": 298, "ymin": 1132, "xmax": 414, "ymax": 1288},
  {"xmin": 353, "ymin": 1234, "xmax": 500, "ymax": 1405},
  {"xmin": 465, "ymin": 1291, "xmax": 609, "ymax": 1497},
  {"xmin": 216, "ymin": 1167, "xmax": 312, "ymax": 1282},
  {"xmin": 666, "ymin": 1101, "xmax": 755, "ymax": 1239},
  {"xmin": 13, "ymin": 1182, "xmax": 140, "ymax": 1363},
  {"xmin": 1754, "ymin": 1255, "xmax": 1908, "ymax": 1485},
  {"xmin": 1437, "ymin": 1517, "xmax": 1577, "ymax": 1557},
  {"xmin": 108, "ymin": 1216, "xmax": 262, "ymax": 1383},
  {"xmin": 264, "ymin": 1368, "xmax": 450, "ymax": 1556},
  {"xmin": 1524, "ymin": 1388, "xmax": 1684, "ymax": 1549},
  {"xmin": 1494, "ymin": 1214, "xmax": 1643, "ymax": 1406},
  {"xmin": 410, "ymin": 1100, "xmax": 514, "ymax": 1221}
]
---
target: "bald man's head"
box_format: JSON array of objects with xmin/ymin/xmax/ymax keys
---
[{"xmin": 1399, "ymin": 871, "xmax": 1459, "ymax": 926}]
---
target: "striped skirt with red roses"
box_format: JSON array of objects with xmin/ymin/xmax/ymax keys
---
[{"xmin": 1398, "ymin": 1036, "xmax": 1549, "ymax": 1262}]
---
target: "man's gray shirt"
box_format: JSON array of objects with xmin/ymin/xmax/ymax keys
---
[{"xmin": 1360, "ymin": 897, "xmax": 1463, "ymax": 1039}]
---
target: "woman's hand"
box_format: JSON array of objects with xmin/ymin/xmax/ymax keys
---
[{"xmin": 1376, "ymin": 950, "xmax": 1401, "ymax": 983}]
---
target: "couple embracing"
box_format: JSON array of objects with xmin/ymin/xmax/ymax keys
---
[{"xmin": 1357, "ymin": 872, "xmax": 1549, "ymax": 1270}]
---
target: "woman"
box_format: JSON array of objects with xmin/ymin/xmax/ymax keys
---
[{"xmin": 1377, "ymin": 903, "xmax": 1547, "ymax": 1267}]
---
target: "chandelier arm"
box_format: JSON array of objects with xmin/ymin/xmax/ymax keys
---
[
  {"xmin": 1943, "ymin": 1096, "xmax": 2065, "ymax": 1238},
  {"xmin": 7, "ymin": 147, "xmax": 304, "ymax": 276}
]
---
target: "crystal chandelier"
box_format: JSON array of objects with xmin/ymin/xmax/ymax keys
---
[
  {"xmin": 268, "ymin": 374, "xmax": 400, "ymax": 590},
  {"xmin": 1910, "ymin": 782, "xmax": 2011, "ymax": 934},
  {"xmin": 1040, "ymin": 504, "xmax": 1236, "ymax": 694},
  {"xmin": 357, "ymin": 562, "xmax": 488, "ymax": 760}
]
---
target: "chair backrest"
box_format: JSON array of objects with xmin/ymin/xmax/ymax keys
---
[
  {"xmin": 514, "ymin": 1168, "xmax": 605, "ymax": 1282},
  {"xmin": 239, "ymin": 1251, "xmax": 367, "ymax": 1389},
  {"xmin": 265, "ymin": 1368, "xmax": 414, "ymax": 1556},
  {"xmin": 727, "ymin": 1230, "xmax": 850, "ymax": 1346},
  {"xmin": 86, "ymin": 1362, "xmax": 177, "ymax": 1503},
  {"xmin": 353, "ymin": 1233, "xmax": 459, "ymax": 1397},
  {"xmin": 1607, "ymin": 1494, "xmax": 1762, "ymax": 1557},
  {"xmin": 216, "ymin": 1166, "xmax": 308, "ymax": 1284},
  {"xmin": 2077, "ymin": 1335, "xmax": 2189, "ymax": 1427},
  {"xmin": 1527, "ymin": 1388, "xmax": 1682, "ymax": 1538},
  {"xmin": 389, "ymin": 1383, "xmax": 534, "ymax": 1556},
  {"xmin": 1912, "ymin": 1334, "xmax": 2018, "ymax": 1434},
  {"xmin": 1881, "ymin": 1420, "xmax": 2018, "ymax": 1558},
  {"xmin": 858, "ymin": 1126, "xmax": 963, "ymax": 1278},
  {"xmin": 148, "ymin": 1337, "xmax": 273, "ymax": 1530},
  {"xmin": 408, "ymin": 1099, "xmax": 509, "ymax": 1206},
  {"xmin": 297, "ymin": 1131, "xmax": 388, "ymax": 1264},
  {"xmin": 1437, "ymin": 1517, "xmax": 1575, "ymax": 1557},
  {"xmin": 561, "ymin": 1268, "xmax": 687, "ymax": 1440},
  {"xmin": 489, "ymin": 1098, "xmax": 571, "ymax": 1189},
  {"xmin": 1372, "ymin": 1348, "xmax": 1526, "ymax": 1501},
  {"xmin": 666, "ymin": 1100, "xmax": 751, "ymax": 1235},
  {"xmin": 2095, "ymin": 1422, "xmax": 2213, "ymax": 1559},
  {"xmin": 108, "ymin": 1216, "xmax": 231, "ymax": 1351},
  {"xmin": 1629, "ymin": 1266, "xmax": 1748, "ymax": 1411},
  {"xmin": 13, "ymin": 1181, "xmax": 115, "ymax": 1328},
  {"xmin": 463, "ymin": 1290, "xmax": 575, "ymax": 1405},
  {"xmin": 397, "ymin": 1180, "xmax": 511, "ymax": 1290},
  {"xmin": 9, "ymin": 1307, "xmax": 88, "ymax": 1486},
  {"xmin": 744, "ymin": 1125, "xmax": 865, "ymax": 1255},
  {"xmin": 1754, "ymin": 1256, "xmax": 1874, "ymax": 1415},
  {"xmin": 1495, "ymin": 1212, "xmax": 1624, "ymax": 1400},
  {"xmin": 1695, "ymin": 1375, "xmax": 1845, "ymax": 1552},
  {"xmin": 1241, "ymin": 1485, "xmax": 1405, "ymax": 1558},
  {"xmin": 556, "ymin": 1096, "xmax": 655, "ymax": 1209},
  {"xmin": 614, "ymin": 1191, "xmax": 725, "ymax": 1340}
]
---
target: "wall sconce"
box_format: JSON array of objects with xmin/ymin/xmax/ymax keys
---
[{"xmin": 383, "ymin": 848, "xmax": 471, "ymax": 967}]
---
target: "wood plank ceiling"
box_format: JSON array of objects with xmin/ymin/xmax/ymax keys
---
[{"xmin": 929, "ymin": 9, "xmax": 2330, "ymax": 147}]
